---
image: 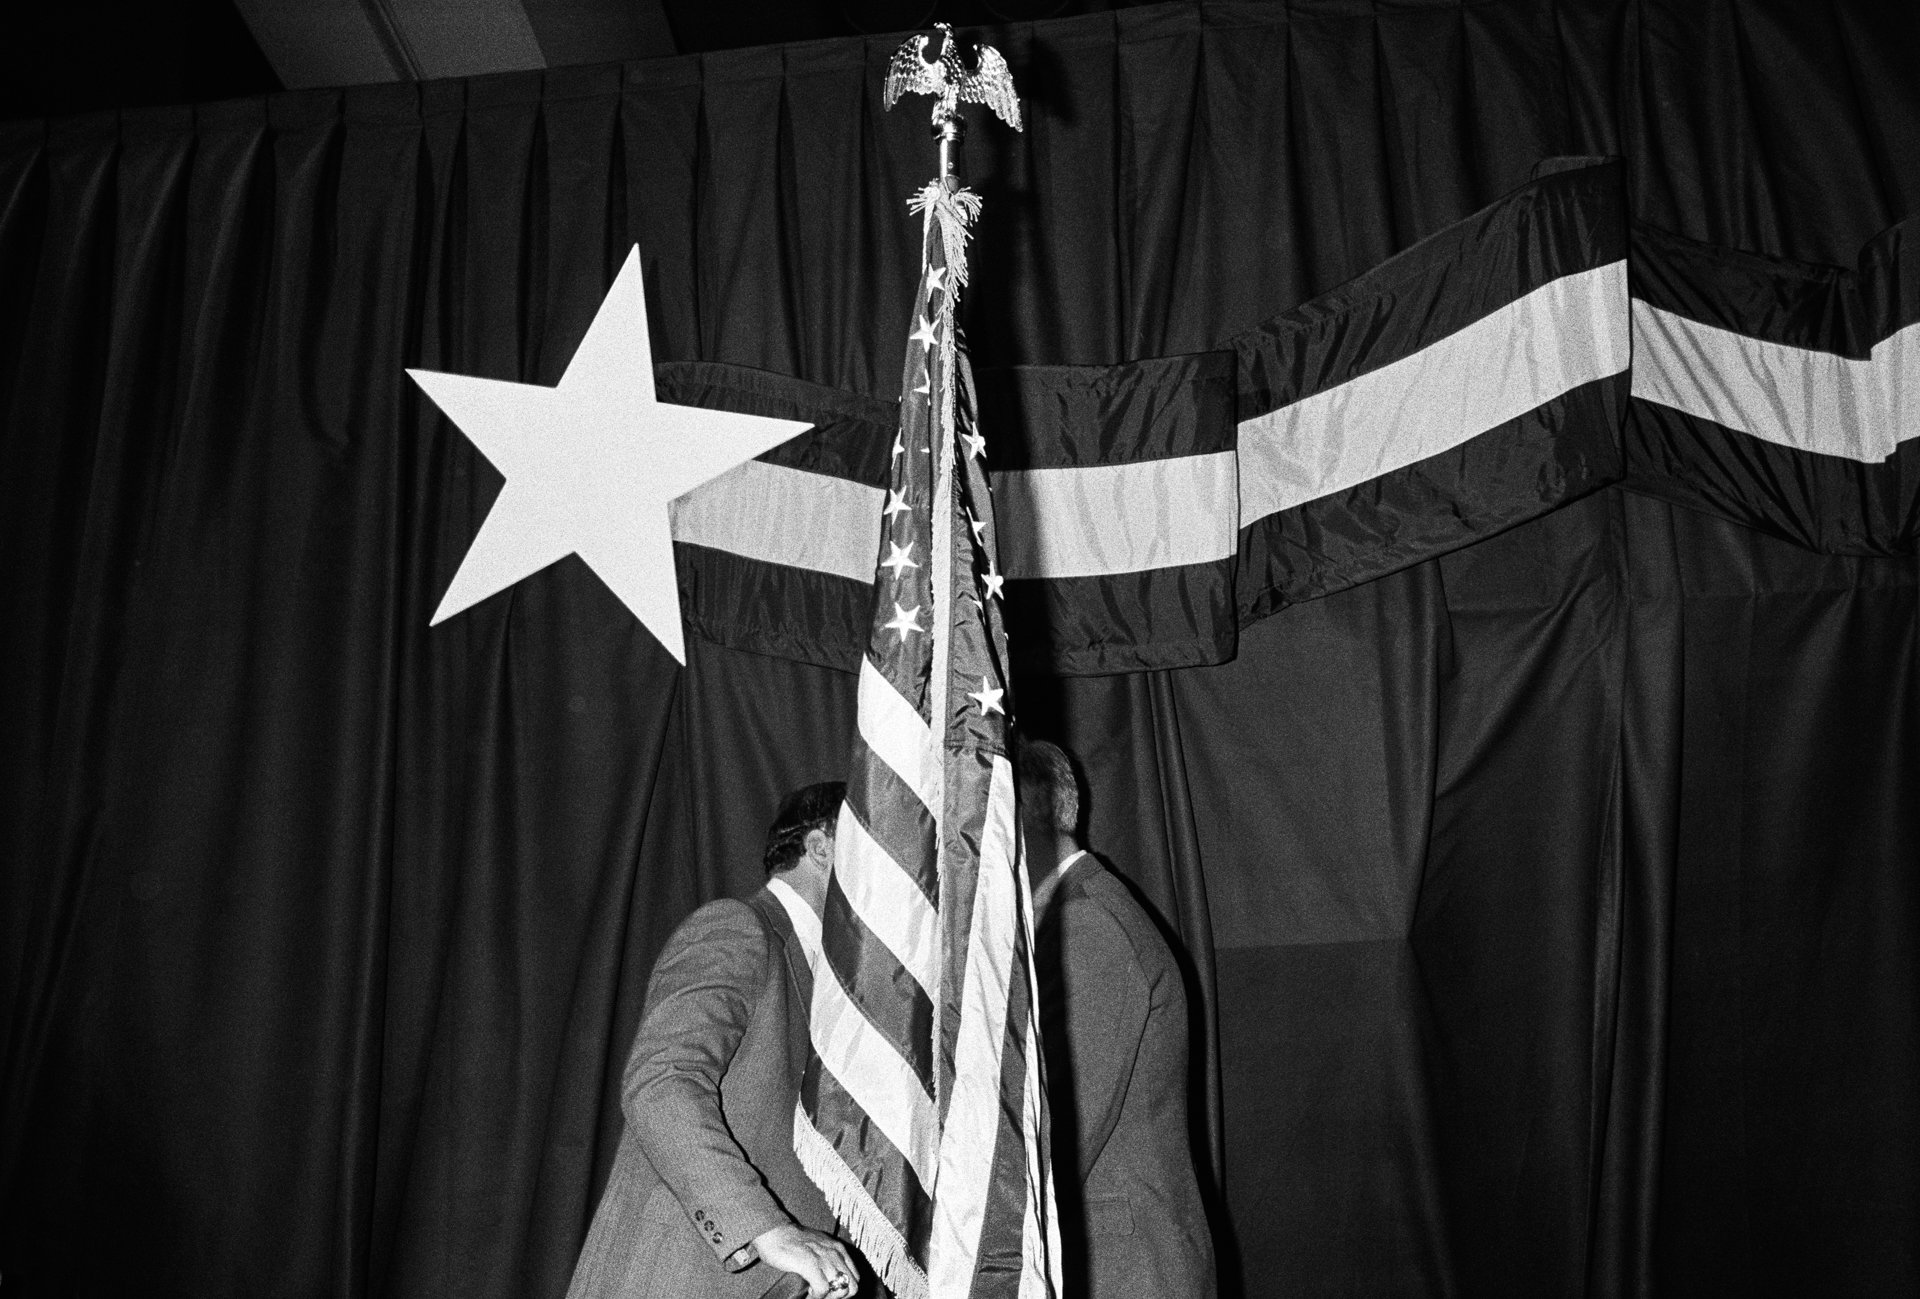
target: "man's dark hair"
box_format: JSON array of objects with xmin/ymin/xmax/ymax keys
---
[
  {"xmin": 1014, "ymin": 736, "xmax": 1081, "ymax": 838},
  {"xmin": 763, "ymin": 781, "xmax": 846, "ymax": 875}
]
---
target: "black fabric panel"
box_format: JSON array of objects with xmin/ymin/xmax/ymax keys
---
[
  {"xmin": 988, "ymin": 349, "xmax": 1240, "ymax": 673},
  {"xmin": 1003, "ymin": 559, "xmax": 1236, "ymax": 676},
  {"xmin": 975, "ymin": 349, "xmax": 1235, "ymax": 469},
  {"xmin": 674, "ymin": 541, "xmax": 871, "ymax": 672},
  {"xmin": 1624, "ymin": 218, "xmax": 1920, "ymax": 556},
  {"xmin": 656, "ymin": 360, "xmax": 898, "ymax": 486},
  {"xmin": 1240, "ymin": 374, "xmax": 1628, "ymax": 620},
  {"xmin": 1631, "ymin": 216, "xmax": 1920, "ymax": 353},
  {"xmin": 1618, "ymin": 0, "xmax": 1920, "ymax": 268},
  {"xmin": 1230, "ymin": 158, "xmax": 1626, "ymax": 418},
  {"xmin": 1624, "ymin": 403, "xmax": 1920, "ymax": 557},
  {"xmin": 1227, "ymin": 157, "xmax": 1627, "ymax": 614},
  {"xmin": 1648, "ymin": 498, "xmax": 1920, "ymax": 1296}
]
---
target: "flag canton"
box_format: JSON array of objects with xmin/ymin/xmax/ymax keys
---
[
  {"xmin": 867, "ymin": 222, "xmax": 949, "ymax": 721},
  {"xmin": 944, "ymin": 358, "xmax": 1013, "ymax": 758}
]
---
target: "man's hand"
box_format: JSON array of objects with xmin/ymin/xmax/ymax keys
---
[{"xmin": 750, "ymin": 1223, "xmax": 859, "ymax": 1299}]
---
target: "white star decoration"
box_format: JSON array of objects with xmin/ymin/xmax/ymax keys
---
[
  {"xmin": 910, "ymin": 316, "xmax": 938, "ymax": 350},
  {"xmin": 926, "ymin": 266, "xmax": 947, "ymax": 294},
  {"xmin": 981, "ymin": 566, "xmax": 1006, "ymax": 601},
  {"xmin": 407, "ymin": 248, "xmax": 810, "ymax": 664},
  {"xmin": 884, "ymin": 602, "xmax": 923, "ymax": 642},
  {"xmin": 967, "ymin": 678, "xmax": 1006, "ymax": 717},
  {"xmin": 883, "ymin": 489, "xmax": 912, "ymax": 520},
  {"xmin": 963, "ymin": 429, "xmax": 988, "ymax": 460},
  {"xmin": 880, "ymin": 541, "xmax": 920, "ymax": 579}
]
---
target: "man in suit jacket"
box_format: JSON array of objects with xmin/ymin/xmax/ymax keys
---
[
  {"xmin": 566, "ymin": 783, "xmax": 862, "ymax": 1299},
  {"xmin": 1017, "ymin": 739, "xmax": 1216, "ymax": 1299}
]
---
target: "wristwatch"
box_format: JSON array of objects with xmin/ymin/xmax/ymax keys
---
[{"xmin": 724, "ymin": 1241, "xmax": 759, "ymax": 1272}]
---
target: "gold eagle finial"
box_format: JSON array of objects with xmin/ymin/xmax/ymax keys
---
[{"xmin": 883, "ymin": 23, "xmax": 1022, "ymax": 133}]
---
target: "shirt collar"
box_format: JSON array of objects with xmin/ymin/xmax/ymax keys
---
[
  {"xmin": 1032, "ymin": 849, "xmax": 1088, "ymax": 920},
  {"xmin": 765, "ymin": 875, "xmax": 822, "ymax": 968}
]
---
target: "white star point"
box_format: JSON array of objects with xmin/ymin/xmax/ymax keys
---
[
  {"xmin": 883, "ymin": 602, "xmax": 924, "ymax": 642},
  {"xmin": 880, "ymin": 541, "xmax": 920, "ymax": 579},
  {"xmin": 967, "ymin": 677, "xmax": 1006, "ymax": 717}
]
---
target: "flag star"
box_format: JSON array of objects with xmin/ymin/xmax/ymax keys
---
[
  {"xmin": 967, "ymin": 511, "xmax": 987, "ymax": 542},
  {"xmin": 892, "ymin": 434, "xmax": 906, "ymax": 459},
  {"xmin": 883, "ymin": 489, "xmax": 912, "ymax": 520},
  {"xmin": 926, "ymin": 266, "xmax": 947, "ymax": 295},
  {"xmin": 963, "ymin": 429, "xmax": 987, "ymax": 460},
  {"xmin": 880, "ymin": 541, "xmax": 919, "ymax": 579},
  {"xmin": 981, "ymin": 566, "xmax": 1006, "ymax": 601},
  {"xmin": 914, "ymin": 375, "xmax": 931, "ymax": 396},
  {"xmin": 967, "ymin": 677, "xmax": 1005, "ymax": 717},
  {"xmin": 883, "ymin": 602, "xmax": 923, "ymax": 642},
  {"xmin": 406, "ymin": 246, "xmax": 809, "ymax": 664},
  {"xmin": 910, "ymin": 315, "xmax": 938, "ymax": 350}
]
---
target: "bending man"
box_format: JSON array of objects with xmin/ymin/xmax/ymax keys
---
[{"xmin": 567, "ymin": 782, "xmax": 862, "ymax": 1299}]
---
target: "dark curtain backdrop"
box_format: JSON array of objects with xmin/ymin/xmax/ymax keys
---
[{"xmin": 3, "ymin": 2, "xmax": 1917, "ymax": 1296}]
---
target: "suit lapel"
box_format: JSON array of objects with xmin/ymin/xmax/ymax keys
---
[
  {"xmin": 748, "ymin": 887, "xmax": 817, "ymax": 1097},
  {"xmin": 747, "ymin": 887, "xmax": 815, "ymax": 1009}
]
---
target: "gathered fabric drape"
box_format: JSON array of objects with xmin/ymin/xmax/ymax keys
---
[{"xmin": 2, "ymin": 2, "xmax": 1916, "ymax": 1296}]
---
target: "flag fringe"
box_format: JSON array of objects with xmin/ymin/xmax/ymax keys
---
[
  {"xmin": 908, "ymin": 182, "xmax": 981, "ymax": 289},
  {"xmin": 794, "ymin": 1103, "xmax": 931, "ymax": 1299}
]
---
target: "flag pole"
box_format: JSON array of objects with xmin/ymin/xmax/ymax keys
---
[{"xmin": 790, "ymin": 25, "xmax": 1056, "ymax": 1299}]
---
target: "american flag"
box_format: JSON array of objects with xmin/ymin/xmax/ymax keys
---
[{"xmin": 791, "ymin": 181, "xmax": 1059, "ymax": 1299}]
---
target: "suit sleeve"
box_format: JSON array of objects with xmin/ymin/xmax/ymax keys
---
[
  {"xmin": 622, "ymin": 899, "xmax": 793, "ymax": 1263},
  {"xmin": 1044, "ymin": 893, "xmax": 1151, "ymax": 1182}
]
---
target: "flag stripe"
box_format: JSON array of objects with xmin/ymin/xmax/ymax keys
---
[
  {"xmin": 809, "ymin": 947, "xmax": 941, "ymax": 1186},
  {"xmin": 800, "ymin": 1068, "xmax": 936, "ymax": 1244},
  {"xmin": 1016, "ymin": 941, "xmax": 1055, "ymax": 1299},
  {"xmin": 820, "ymin": 874, "xmax": 937, "ymax": 1093},
  {"xmin": 858, "ymin": 655, "xmax": 941, "ymax": 810},
  {"xmin": 868, "ymin": 633, "xmax": 931, "ymax": 726},
  {"xmin": 969, "ymin": 932, "xmax": 1042, "ymax": 1298},
  {"xmin": 926, "ymin": 755, "xmax": 1024, "ymax": 1293},
  {"xmin": 844, "ymin": 743, "xmax": 942, "ymax": 912}
]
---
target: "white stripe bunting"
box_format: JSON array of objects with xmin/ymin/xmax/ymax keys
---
[
  {"xmin": 1237, "ymin": 260, "xmax": 1632, "ymax": 522},
  {"xmin": 992, "ymin": 452, "xmax": 1239, "ymax": 577},
  {"xmin": 1631, "ymin": 301, "xmax": 1920, "ymax": 463},
  {"xmin": 671, "ymin": 453, "xmax": 1243, "ymax": 582},
  {"xmin": 672, "ymin": 458, "xmax": 882, "ymax": 581}
]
